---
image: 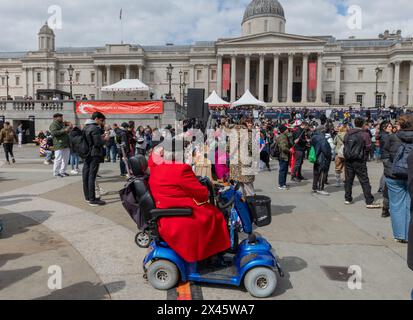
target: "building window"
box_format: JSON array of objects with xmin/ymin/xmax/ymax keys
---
[
  {"xmin": 376, "ymin": 94, "xmax": 383, "ymax": 108},
  {"xmin": 60, "ymin": 72, "xmax": 65, "ymax": 83},
  {"xmin": 295, "ymin": 66, "xmax": 301, "ymax": 77},
  {"xmin": 149, "ymin": 72, "xmax": 155, "ymax": 83},
  {"xmin": 358, "ymin": 69, "xmax": 364, "ymax": 81},
  {"xmin": 120, "ymin": 72, "xmax": 125, "ymax": 80},
  {"xmin": 75, "ymin": 72, "xmax": 80, "ymax": 83},
  {"xmin": 90, "ymin": 94, "xmax": 95, "ymax": 100},
  {"xmin": 327, "ymin": 68, "xmax": 333, "ymax": 80},
  {"xmin": 340, "ymin": 69, "xmax": 345, "ymax": 81},
  {"xmin": 377, "ymin": 69, "xmax": 383, "ymax": 80},
  {"xmin": 15, "ymin": 76, "xmax": 20, "ymax": 86},
  {"xmin": 1, "ymin": 77, "xmax": 4, "ymax": 86},
  {"xmin": 196, "ymin": 69, "xmax": 202, "ymax": 81},
  {"xmin": 184, "ymin": 71, "xmax": 189, "ymax": 83},
  {"xmin": 210, "ymin": 69, "xmax": 217, "ymax": 81},
  {"xmin": 75, "ymin": 95, "xmax": 82, "ymax": 100},
  {"xmin": 91, "ymin": 72, "xmax": 95, "ymax": 83},
  {"xmin": 37, "ymin": 72, "xmax": 42, "ymax": 82},
  {"xmin": 356, "ymin": 94, "xmax": 364, "ymax": 106},
  {"xmin": 264, "ymin": 20, "xmax": 268, "ymax": 32},
  {"xmin": 339, "ymin": 94, "xmax": 345, "ymax": 106},
  {"xmin": 325, "ymin": 93, "xmax": 333, "ymax": 105}
]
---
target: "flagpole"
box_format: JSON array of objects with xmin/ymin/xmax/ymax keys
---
[{"xmin": 120, "ymin": 8, "xmax": 124, "ymax": 44}]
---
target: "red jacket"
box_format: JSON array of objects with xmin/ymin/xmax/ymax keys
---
[{"xmin": 148, "ymin": 160, "xmax": 230, "ymax": 262}]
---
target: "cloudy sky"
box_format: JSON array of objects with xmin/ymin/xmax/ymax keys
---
[{"xmin": 1, "ymin": 0, "xmax": 413, "ymax": 52}]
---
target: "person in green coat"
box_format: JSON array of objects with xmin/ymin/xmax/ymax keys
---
[{"xmin": 49, "ymin": 113, "xmax": 72, "ymax": 177}]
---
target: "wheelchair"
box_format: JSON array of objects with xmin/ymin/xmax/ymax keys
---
[{"xmin": 124, "ymin": 156, "xmax": 283, "ymax": 298}]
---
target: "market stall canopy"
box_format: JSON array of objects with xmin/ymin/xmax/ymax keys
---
[
  {"xmin": 101, "ymin": 79, "xmax": 150, "ymax": 92},
  {"xmin": 231, "ymin": 90, "xmax": 266, "ymax": 107},
  {"xmin": 205, "ymin": 90, "xmax": 230, "ymax": 107}
]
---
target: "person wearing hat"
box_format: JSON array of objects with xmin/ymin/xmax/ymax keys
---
[
  {"xmin": 115, "ymin": 122, "xmax": 131, "ymax": 177},
  {"xmin": 49, "ymin": 113, "xmax": 72, "ymax": 178}
]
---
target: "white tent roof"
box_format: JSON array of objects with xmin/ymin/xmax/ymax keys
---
[
  {"xmin": 205, "ymin": 90, "xmax": 230, "ymax": 106},
  {"xmin": 232, "ymin": 90, "xmax": 266, "ymax": 107},
  {"xmin": 101, "ymin": 79, "xmax": 150, "ymax": 92}
]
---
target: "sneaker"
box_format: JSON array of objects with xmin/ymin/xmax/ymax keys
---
[
  {"xmin": 12, "ymin": 158, "xmax": 16, "ymax": 164},
  {"xmin": 61, "ymin": 173, "xmax": 70, "ymax": 177},
  {"xmin": 44, "ymin": 161, "xmax": 51, "ymax": 165},
  {"xmin": 317, "ymin": 190, "xmax": 330, "ymax": 196},
  {"xmin": 89, "ymin": 200, "xmax": 106, "ymax": 207},
  {"xmin": 278, "ymin": 186, "xmax": 288, "ymax": 191},
  {"xmin": 366, "ymin": 203, "xmax": 382, "ymax": 209},
  {"xmin": 6, "ymin": 161, "xmax": 11, "ymax": 165},
  {"xmin": 291, "ymin": 177, "xmax": 302, "ymax": 183},
  {"xmin": 395, "ymin": 239, "xmax": 408, "ymax": 244},
  {"xmin": 345, "ymin": 200, "xmax": 352, "ymax": 205},
  {"xmin": 298, "ymin": 176, "xmax": 308, "ymax": 181},
  {"xmin": 70, "ymin": 170, "xmax": 79, "ymax": 175}
]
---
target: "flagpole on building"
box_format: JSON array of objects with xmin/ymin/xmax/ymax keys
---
[{"xmin": 120, "ymin": 8, "xmax": 124, "ymax": 44}]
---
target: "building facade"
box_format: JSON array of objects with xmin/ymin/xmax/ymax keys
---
[{"xmin": 1, "ymin": 0, "xmax": 413, "ymax": 108}]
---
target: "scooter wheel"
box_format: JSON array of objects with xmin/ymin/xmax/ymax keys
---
[
  {"xmin": 147, "ymin": 260, "xmax": 179, "ymax": 291},
  {"xmin": 244, "ymin": 267, "xmax": 277, "ymax": 298},
  {"xmin": 135, "ymin": 232, "xmax": 151, "ymax": 248}
]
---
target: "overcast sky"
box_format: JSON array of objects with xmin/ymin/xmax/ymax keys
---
[{"xmin": 1, "ymin": 0, "xmax": 413, "ymax": 52}]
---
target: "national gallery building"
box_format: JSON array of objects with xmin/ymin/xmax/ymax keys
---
[{"xmin": 1, "ymin": 0, "xmax": 413, "ymax": 108}]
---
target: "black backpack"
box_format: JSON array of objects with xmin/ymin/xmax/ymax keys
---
[
  {"xmin": 72, "ymin": 130, "xmax": 90, "ymax": 159},
  {"xmin": 344, "ymin": 132, "xmax": 365, "ymax": 161},
  {"xmin": 270, "ymin": 139, "xmax": 280, "ymax": 158},
  {"xmin": 391, "ymin": 143, "xmax": 413, "ymax": 179}
]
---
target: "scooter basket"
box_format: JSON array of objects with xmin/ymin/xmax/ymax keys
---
[{"xmin": 246, "ymin": 196, "xmax": 272, "ymax": 227}]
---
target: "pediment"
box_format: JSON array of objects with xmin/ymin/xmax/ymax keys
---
[{"xmin": 217, "ymin": 32, "xmax": 326, "ymax": 46}]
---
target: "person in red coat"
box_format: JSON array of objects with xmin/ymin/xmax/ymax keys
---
[{"xmin": 148, "ymin": 151, "xmax": 231, "ymax": 263}]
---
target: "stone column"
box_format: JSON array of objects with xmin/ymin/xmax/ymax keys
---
[
  {"xmin": 106, "ymin": 65, "xmax": 112, "ymax": 85},
  {"xmin": 22, "ymin": 67, "xmax": 28, "ymax": 97},
  {"xmin": 301, "ymin": 53, "xmax": 308, "ymax": 104},
  {"xmin": 393, "ymin": 61, "xmax": 401, "ymax": 106},
  {"xmin": 259, "ymin": 54, "xmax": 265, "ymax": 101},
  {"xmin": 125, "ymin": 65, "xmax": 131, "ymax": 79},
  {"xmin": 138, "ymin": 65, "xmax": 143, "ymax": 81},
  {"xmin": 272, "ymin": 54, "xmax": 279, "ymax": 104},
  {"xmin": 287, "ymin": 53, "xmax": 294, "ymax": 104},
  {"xmin": 231, "ymin": 55, "xmax": 237, "ymax": 101},
  {"xmin": 204, "ymin": 64, "xmax": 210, "ymax": 95},
  {"xmin": 95, "ymin": 66, "xmax": 100, "ymax": 98},
  {"xmin": 245, "ymin": 54, "xmax": 251, "ymax": 92},
  {"xmin": 217, "ymin": 55, "xmax": 223, "ymax": 97},
  {"xmin": 409, "ymin": 61, "xmax": 413, "ymax": 107},
  {"xmin": 386, "ymin": 63, "xmax": 394, "ymax": 107},
  {"xmin": 315, "ymin": 53, "xmax": 323, "ymax": 104},
  {"xmin": 335, "ymin": 61, "xmax": 341, "ymax": 105}
]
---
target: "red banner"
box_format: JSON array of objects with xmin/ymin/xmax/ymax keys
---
[
  {"xmin": 222, "ymin": 64, "xmax": 231, "ymax": 92},
  {"xmin": 308, "ymin": 62, "xmax": 317, "ymax": 91},
  {"xmin": 76, "ymin": 101, "xmax": 163, "ymax": 115}
]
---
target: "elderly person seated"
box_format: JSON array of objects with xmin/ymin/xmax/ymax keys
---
[{"xmin": 148, "ymin": 139, "xmax": 230, "ymax": 263}]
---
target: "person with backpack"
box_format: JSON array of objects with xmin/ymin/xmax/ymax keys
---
[
  {"xmin": 333, "ymin": 124, "xmax": 348, "ymax": 187},
  {"xmin": 407, "ymin": 150, "xmax": 413, "ymax": 270},
  {"xmin": 343, "ymin": 117, "xmax": 380, "ymax": 209},
  {"xmin": 310, "ymin": 126, "xmax": 332, "ymax": 196},
  {"xmin": 115, "ymin": 123, "xmax": 131, "ymax": 177},
  {"xmin": 382, "ymin": 115, "xmax": 413, "ymax": 243},
  {"xmin": 274, "ymin": 124, "xmax": 291, "ymax": 190},
  {"xmin": 0, "ymin": 122, "xmax": 18, "ymax": 164},
  {"xmin": 291, "ymin": 121, "xmax": 309, "ymax": 182},
  {"xmin": 69, "ymin": 126, "xmax": 81, "ymax": 175},
  {"xmin": 82, "ymin": 112, "xmax": 107, "ymax": 207}
]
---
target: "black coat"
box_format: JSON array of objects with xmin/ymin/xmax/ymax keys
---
[
  {"xmin": 311, "ymin": 132, "xmax": 332, "ymax": 170},
  {"xmin": 408, "ymin": 151, "xmax": 413, "ymax": 271},
  {"xmin": 382, "ymin": 130, "xmax": 413, "ymax": 179},
  {"xmin": 84, "ymin": 122, "xmax": 105, "ymax": 158}
]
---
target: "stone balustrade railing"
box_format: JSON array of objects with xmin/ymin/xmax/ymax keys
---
[{"xmin": 0, "ymin": 100, "xmax": 75, "ymax": 113}]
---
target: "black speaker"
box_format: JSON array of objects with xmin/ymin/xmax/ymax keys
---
[{"xmin": 187, "ymin": 89, "xmax": 205, "ymax": 119}]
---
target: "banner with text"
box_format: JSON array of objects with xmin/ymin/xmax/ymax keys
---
[
  {"xmin": 308, "ymin": 62, "xmax": 317, "ymax": 91},
  {"xmin": 223, "ymin": 63, "xmax": 231, "ymax": 92},
  {"xmin": 76, "ymin": 101, "xmax": 164, "ymax": 115}
]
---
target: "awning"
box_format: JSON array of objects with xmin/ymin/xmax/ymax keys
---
[
  {"xmin": 231, "ymin": 90, "xmax": 266, "ymax": 107},
  {"xmin": 101, "ymin": 79, "xmax": 150, "ymax": 92},
  {"xmin": 205, "ymin": 90, "xmax": 230, "ymax": 107}
]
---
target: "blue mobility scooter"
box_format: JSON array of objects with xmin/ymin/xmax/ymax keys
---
[{"xmin": 122, "ymin": 156, "xmax": 283, "ymax": 298}]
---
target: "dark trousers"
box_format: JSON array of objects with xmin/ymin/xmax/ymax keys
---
[
  {"xmin": 278, "ymin": 159, "xmax": 289, "ymax": 187},
  {"xmin": 313, "ymin": 164, "xmax": 327, "ymax": 191},
  {"xmin": 408, "ymin": 209, "xmax": 413, "ymax": 270},
  {"xmin": 292, "ymin": 150, "xmax": 305, "ymax": 178},
  {"xmin": 82, "ymin": 156, "xmax": 100, "ymax": 202},
  {"xmin": 344, "ymin": 160, "xmax": 374, "ymax": 205},
  {"xmin": 3, "ymin": 143, "xmax": 14, "ymax": 162}
]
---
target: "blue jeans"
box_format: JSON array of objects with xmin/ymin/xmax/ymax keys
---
[
  {"xmin": 70, "ymin": 153, "xmax": 79, "ymax": 170},
  {"xmin": 106, "ymin": 144, "xmax": 117, "ymax": 162},
  {"xmin": 45, "ymin": 150, "xmax": 53, "ymax": 162},
  {"xmin": 386, "ymin": 178, "xmax": 411, "ymax": 241},
  {"xmin": 278, "ymin": 159, "xmax": 289, "ymax": 187}
]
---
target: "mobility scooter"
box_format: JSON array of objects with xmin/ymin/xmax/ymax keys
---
[{"xmin": 121, "ymin": 156, "xmax": 283, "ymax": 298}]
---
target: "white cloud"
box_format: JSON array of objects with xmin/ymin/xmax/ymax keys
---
[{"xmin": 0, "ymin": 0, "xmax": 412, "ymax": 52}]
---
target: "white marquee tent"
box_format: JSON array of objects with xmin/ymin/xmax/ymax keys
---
[
  {"xmin": 205, "ymin": 90, "xmax": 230, "ymax": 107},
  {"xmin": 101, "ymin": 79, "xmax": 150, "ymax": 100},
  {"xmin": 231, "ymin": 90, "xmax": 266, "ymax": 108}
]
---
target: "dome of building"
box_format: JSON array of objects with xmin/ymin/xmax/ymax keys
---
[
  {"xmin": 38, "ymin": 23, "xmax": 55, "ymax": 36},
  {"xmin": 242, "ymin": 0, "xmax": 285, "ymax": 24}
]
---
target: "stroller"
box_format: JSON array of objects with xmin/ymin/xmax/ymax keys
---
[{"xmin": 121, "ymin": 155, "xmax": 283, "ymax": 298}]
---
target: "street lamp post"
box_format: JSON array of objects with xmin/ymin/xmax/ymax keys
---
[
  {"xmin": 375, "ymin": 67, "xmax": 380, "ymax": 108},
  {"xmin": 166, "ymin": 64, "xmax": 174, "ymax": 100},
  {"xmin": 179, "ymin": 70, "xmax": 183, "ymax": 105},
  {"xmin": 5, "ymin": 70, "xmax": 9, "ymax": 100},
  {"xmin": 68, "ymin": 65, "xmax": 74, "ymax": 99},
  {"xmin": 182, "ymin": 81, "xmax": 187, "ymax": 106}
]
